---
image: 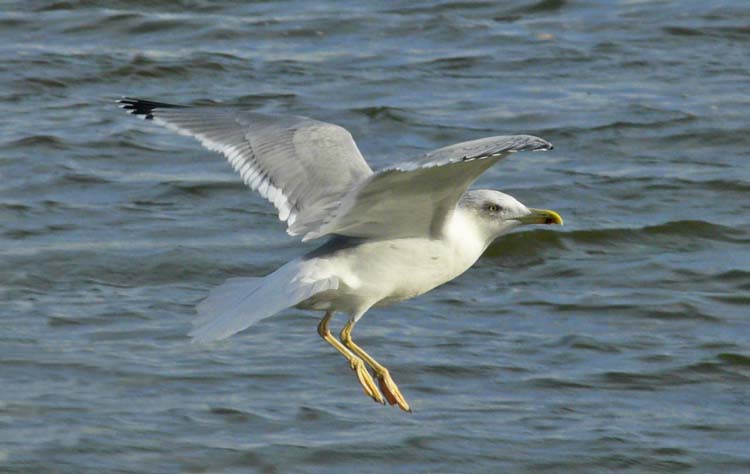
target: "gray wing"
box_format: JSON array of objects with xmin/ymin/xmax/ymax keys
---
[
  {"xmin": 118, "ymin": 98, "xmax": 373, "ymax": 237},
  {"xmin": 304, "ymin": 135, "xmax": 553, "ymax": 241}
]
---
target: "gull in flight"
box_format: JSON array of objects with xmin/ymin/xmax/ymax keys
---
[{"xmin": 118, "ymin": 97, "xmax": 563, "ymax": 412}]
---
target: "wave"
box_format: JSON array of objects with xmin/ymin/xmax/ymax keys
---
[
  {"xmin": 351, "ymin": 105, "xmax": 412, "ymax": 122},
  {"xmin": 664, "ymin": 25, "xmax": 750, "ymax": 40},
  {"xmin": 6, "ymin": 135, "xmax": 68, "ymax": 149},
  {"xmin": 487, "ymin": 220, "xmax": 746, "ymax": 258},
  {"xmin": 595, "ymin": 353, "xmax": 750, "ymax": 390}
]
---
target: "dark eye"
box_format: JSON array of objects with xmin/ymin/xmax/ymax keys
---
[{"xmin": 487, "ymin": 204, "xmax": 503, "ymax": 212}]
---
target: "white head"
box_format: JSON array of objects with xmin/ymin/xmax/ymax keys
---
[{"xmin": 458, "ymin": 189, "xmax": 563, "ymax": 243}]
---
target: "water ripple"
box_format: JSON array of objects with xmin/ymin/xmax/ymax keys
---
[{"xmin": 3, "ymin": 0, "xmax": 750, "ymax": 472}]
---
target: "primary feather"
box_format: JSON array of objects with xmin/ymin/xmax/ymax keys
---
[{"xmin": 118, "ymin": 97, "xmax": 373, "ymax": 235}]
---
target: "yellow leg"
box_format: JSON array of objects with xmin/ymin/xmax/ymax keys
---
[
  {"xmin": 317, "ymin": 311, "xmax": 384, "ymax": 404},
  {"xmin": 340, "ymin": 320, "xmax": 411, "ymax": 412}
]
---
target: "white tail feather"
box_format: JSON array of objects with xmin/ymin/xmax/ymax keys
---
[{"xmin": 190, "ymin": 260, "xmax": 338, "ymax": 343}]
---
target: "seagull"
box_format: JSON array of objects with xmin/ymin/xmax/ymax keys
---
[{"xmin": 118, "ymin": 97, "xmax": 563, "ymax": 412}]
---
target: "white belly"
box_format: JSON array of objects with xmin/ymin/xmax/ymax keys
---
[
  {"xmin": 356, "ymin": 238, "xmax": 474, "ymax": 305},
  {"xmin": 298, "ymin": 211, "xmax": 488, "ymax": 315}
]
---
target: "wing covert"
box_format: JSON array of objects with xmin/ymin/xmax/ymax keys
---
[{"xmin": 304, "ymin": 135, "xmax": 552, "ymax": 241}]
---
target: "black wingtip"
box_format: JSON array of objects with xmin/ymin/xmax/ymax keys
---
[
  {"xmin": 529, "ymin": 136, "xmax": 554, "ymax": 152},
  {"xmin": 117, "ymin": 97, "xmax": 185, "ymax": 120}
]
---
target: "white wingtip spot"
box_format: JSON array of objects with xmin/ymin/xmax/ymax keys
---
[{"xmin": 278, "ymin": 204, "xmax": 290, "ymax": 221}]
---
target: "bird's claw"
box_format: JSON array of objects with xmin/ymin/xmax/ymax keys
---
[
  {"xmin": 377, "ymin": 369, "xmax": 411, "ymax": 412},
  {"xmin": 352, "ymin": 358, "xmax": 384, "ymax": 404}
]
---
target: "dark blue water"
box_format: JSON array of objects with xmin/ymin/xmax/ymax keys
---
[{"xmin": 1, "ymin": 1, "xmax": 749, "ymax": 472}]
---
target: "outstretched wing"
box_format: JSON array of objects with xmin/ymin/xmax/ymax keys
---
[
  {"xmin": 118, "ymin": 98, "xmax": 373, "ymax": 237},
  {"xmin": 304, "ymin": 135, "xmax": 553, "ymax": 241}
]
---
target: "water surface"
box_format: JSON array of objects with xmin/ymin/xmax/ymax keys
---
[{"xmin": 1, "ymin": 1, "xmax": 749, "ymax": 473}]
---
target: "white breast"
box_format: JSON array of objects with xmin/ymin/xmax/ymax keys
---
[{"xmin": 310, "ymin": 208, "xmax": 490, "ymax": 311}]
